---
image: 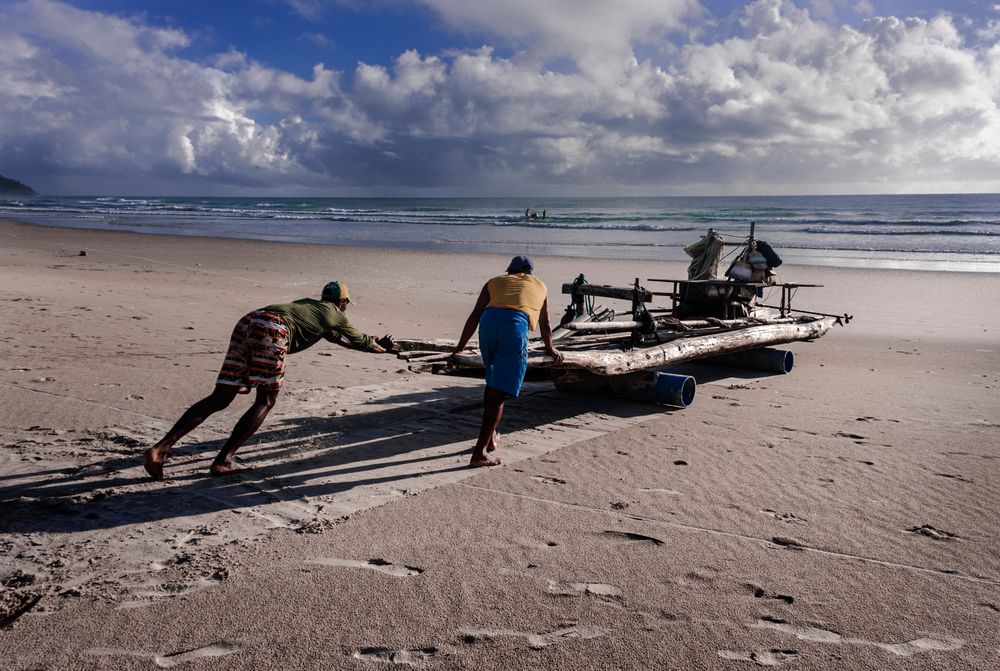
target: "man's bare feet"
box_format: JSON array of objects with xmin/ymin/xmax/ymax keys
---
[
  {"xmin": 143, "ymin": 448, "xmax": 165, "ymax": 479},
  {"xmin": 486, "ymin": 431, "xmax": 500, "ymax": 453},
  {"xmin": 209, "ymin": 461, "xmax": 244, "ymax": 476},
  {"xmin": 236, "ymin": 385, "xmax": 251, "ymax": 394},
  {"xmin": 470, "ymin": 454, "xmax": 502, "ymax": 468}
]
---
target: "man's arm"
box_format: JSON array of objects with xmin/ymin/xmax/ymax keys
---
[
  {"xmin": 452, "ymin": 284, "xmax": 491, "ymax": 354},
  {"xmin": 538, "ymin": 298, "xmax": 564, "ymax": 364}
]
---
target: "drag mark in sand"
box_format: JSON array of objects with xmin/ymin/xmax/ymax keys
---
[
  {"xmin": 547, "ymin": 579, "xmax": 623, "ymax": 599},
  {"xmin": 308, "ymin": 557, "xmax": 424, "ymax": 577},
  {"xmin": 756, "ymin": 617, "xmax": 963, "ymax": 657},
  {"xmin": 84, "ymin": 641, "xmax": 247, "ymax": 667},
  {"xmin": 531, "ymin": 475, "xmax": 567, "ymax": 485},
  {"xmin": 0, "ymin": 380, "xmax": 168, "ymax": 422},
  {"xmin": 353, "ymin": 647, "xmax": 437, "ymax": 665},
  {"xmin": 460, "ymin": 625, "xmax": 609, "ymax": 650}
]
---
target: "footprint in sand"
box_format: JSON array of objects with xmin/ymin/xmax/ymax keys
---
[
  {"xmin": 761, "ymin": 509, "xmax": 807, "ymax": 524},
  {"xmin": 124, "ymin": 569, "xmax": 228, "ymax": 607},
  {"xmin": 744, "ymin": 584, "xmax": 794, "ymax": 604},
  {"xmin": 603, "ymin": 530, "xmax": 664, "ymax": 546},
  {"xmin": 308, "ymin": 558, "xmax": 424, "ymax": 577},
  {"xmin": 756, "ymin": 617, "xmax": 963, "ymax": 657},
  {"xmin": 638, "ymin": 487, "xmax": 682, "ymax": 496},
  {"xmin": 718, "ymin": 649, "xmax": 800, "ymax": 666},
  {"xmin": 547, "ymin": 579, "xmax": 623, "ymax": 599},
  {"xmin": 84, "ymin": 641, "xmax": 247, "ymax": 667},
  {"xmin": 769, "ymin": 536, "xmax": 807, "ymax": 551},
  {"xmin": 353, "ymin": 647, "xmax": 437, "ymax": 665},
  {"xmin": 531, "ymin": 475, "xmax": 567, "ymax": 485},
  {"xmin": 905, "ymin": 524, "xmax": 958, "ymax": 541},
  {"xmin": 0, "ymin": 592, "xmax": 42, "ymax": 628},
  {"xmin": 460, "ymin": 625, "xmax": 609, "ymax": 650}
]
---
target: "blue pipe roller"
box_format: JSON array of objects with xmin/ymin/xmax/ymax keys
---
[
  {"xmin": 700, "ymin": 347, "xmax": 794, "ymax": 374},
  {"xmin": 555, "ymin": 370, "xmax": 696, "ymax": 408}
]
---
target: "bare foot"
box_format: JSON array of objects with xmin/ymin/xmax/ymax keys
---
[
  {"xmin": 236, "ymin": 386, "xmax": 251, "ymax": 394},
  {"xmin": 470, "ymin": 455, "xmax": 502, "ymax": 468},
  {"xmin": 143, "ymin": 448, "xmax": 164, "ymax": 480},
  {"xmin": 487, "ymin": 431, "xmax": 500, "ymax": 453},
  {"xmin": 209, "ymin": 461, "xmax": 245, "ymax": 476}
]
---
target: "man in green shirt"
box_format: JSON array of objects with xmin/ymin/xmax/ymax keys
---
[{"xmin": 143, "ymin": 281, "xmax": 395, "ymax": 478}]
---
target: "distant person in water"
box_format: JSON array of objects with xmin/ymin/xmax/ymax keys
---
[
  {"xmin": 449, "ymin": 256, "xmax": 563, "ymax": 468},
  {"xmin": 542, "ymin": 209, "xmax": 546, "ymax": 220},
  {"xmin": 143, "ymin": 281, "xmax": 396, "ymax": 478}
]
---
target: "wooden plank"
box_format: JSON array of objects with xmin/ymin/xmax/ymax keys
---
[{"xmin": 561, "ymin": 283, "xmax": 652, "ymax": 302}]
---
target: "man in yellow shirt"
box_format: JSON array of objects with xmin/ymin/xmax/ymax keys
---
[
  {"xmin": 144, "ymin": 281, "xmax": 394, "ymax": 478},
  {"xmin": 450, "ymin": 257, "xmax": 564, "ymax": 467}
]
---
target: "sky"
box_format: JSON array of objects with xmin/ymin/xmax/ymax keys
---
[{"xmin": 1, "ymin": 0, "xmax": 999, "ymax": 196}]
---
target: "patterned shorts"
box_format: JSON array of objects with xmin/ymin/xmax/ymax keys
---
[{"xmin": 216, "ymin": 310, "xmax": 290, "ymax": 391}]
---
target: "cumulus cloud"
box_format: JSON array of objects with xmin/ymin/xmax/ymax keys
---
[{"xmin": 1, "ymin": 0, "xmax": 999, "ymax": 195}]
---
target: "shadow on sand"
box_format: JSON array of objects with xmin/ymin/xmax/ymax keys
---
[{"xmin": 0, "ymin": 382, "xmax": 671, "ymax": 535}]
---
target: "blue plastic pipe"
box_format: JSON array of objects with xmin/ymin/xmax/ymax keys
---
[
  {"xmin": 701, "ymin": 347, "xmax": 794, "ymax": 374},
  {"xmin": 555, "ymin": 370, "xmax": 696, "ymax": 408}
]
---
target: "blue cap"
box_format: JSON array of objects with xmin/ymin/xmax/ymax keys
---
[{"xmin": 506, "ymin": 255, "xmax": 534, "ymax": 274}]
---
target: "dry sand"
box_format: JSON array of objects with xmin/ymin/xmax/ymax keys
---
[{"xmin": 1, "ymin": 217, "xmax": 998, "ymax": 669}]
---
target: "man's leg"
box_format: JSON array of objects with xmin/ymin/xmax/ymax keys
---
[
  {"xmin": 471, "ymin": 386, "xmax": 506, "ymax": 468},
  {"xmin": 144, "ymin": 384, "xmax": 240, "ymax": 478},
  {"xmin": 209, "ymin": 387, "xmax": 279, "ymax": 475}
]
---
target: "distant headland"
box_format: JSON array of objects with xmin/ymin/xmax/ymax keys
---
[{"xmin": 0, "ymin": 174, "xmax": 37, "ymax": 196}]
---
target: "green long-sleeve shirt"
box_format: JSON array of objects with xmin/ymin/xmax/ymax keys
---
[{"xmin": 262, "ymin": 298, "xmax": 373, "ymax": 354}]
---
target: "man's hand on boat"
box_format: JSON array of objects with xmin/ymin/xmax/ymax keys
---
[{"xmin": 545, "ymin": 347, "xmax": 565, "ymax": 365}]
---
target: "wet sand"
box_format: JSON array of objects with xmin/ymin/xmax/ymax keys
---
[{"xmin": 1, "ymin": 218, "xmax": 999, "ymax": 669}]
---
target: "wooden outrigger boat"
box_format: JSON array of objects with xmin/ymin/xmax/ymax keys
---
[{"xmin": 396, "ymin": 225, "xmax": 851, "ymax": 407}]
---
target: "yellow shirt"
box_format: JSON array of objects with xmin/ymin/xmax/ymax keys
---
[{"xmin": 486, "ymin": 273, "xmax": 547, "ymax": 330}]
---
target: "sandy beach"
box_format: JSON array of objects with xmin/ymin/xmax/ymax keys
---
[{"xmin": 1, "ymin": 217, "xmax": 999, "ymax": 669}]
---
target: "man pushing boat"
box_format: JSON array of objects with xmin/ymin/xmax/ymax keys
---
[
  {"xmin": 449, "ymin": 256, "xmax": 564, "ymax": 468},
  {"xmin": 143, "ymin": 281, "xmax": 396, "ymax": 478}
]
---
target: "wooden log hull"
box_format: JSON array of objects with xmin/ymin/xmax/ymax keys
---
[{"xmin": 440, "ymin": 317, "xmax": 836, "ymax": 377}]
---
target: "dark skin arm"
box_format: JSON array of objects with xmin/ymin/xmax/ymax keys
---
[
  {"xmin": 537, "ymin": 298, "xmax": 564, "ymax": 364},
  {"xmin": 453, "ymin": 284, "xmax": 492, "ymax": 354},
  {"xmin": 324, "ymin": 298, "xmax": 391, "ymax": 353}
]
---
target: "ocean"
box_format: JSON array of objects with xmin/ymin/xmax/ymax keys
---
[{"xmin": 2, "ymin": 194, "xmax": 998, "ymax": 273}]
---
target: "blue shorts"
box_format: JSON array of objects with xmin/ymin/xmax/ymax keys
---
[{"xmin": 479, "ymin": 307, "xmax": 529, "ymax": 397}]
